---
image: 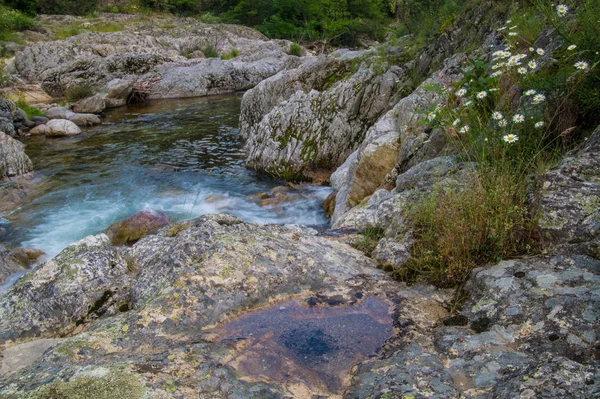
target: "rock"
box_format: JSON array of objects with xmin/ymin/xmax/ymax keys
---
[
  {"xmin": 241, "ymin": 53, "xmax": 403, "ymax": 181},
  {"xmin": 11, "ymin": 17, "xmax": 293, "ymax": 98},
  {"xmin": 347, "ymin": 255, "xmax": 600, "ymax": 399},
  {"xmin": 105, "ymin": 77, "xmax": 134, "ymax": 108},
  {"xmin": 45, "ymin": 106, "xmax": 74, "ymax": 120},
  {"xmin": 28, "ymin": 124, "xmax": 47, "ymax": 135},
  {"xmin": 537, "ymin": 125, "xmax": 600, "ymax": 256},
  {"xmin": 13, "ymin": 108, "xmax": 26, "ymax": 123},
  {"xmin": 68, "ymin": 112, "xmax": 101, "ymax": 126},
  {"xmin": 0, "ymin": 132, "xmax": 33, "ymax": 179},
  {"xmin": 72, "ymin": 93, "xmax": 106, "ymax": 114},
  {"xmin": 0, "ymin": 214, "xmax": 400, "ymax": 397},
  {"xmin": 0, "ymin": 98, "xmax": 18, "ymax": 120},
  {"xmin": 0, "ymin": 217, "xmax": 10, "ymax": 240},
  {"xmin": 0, "ymin": 117, "xmax": 16, "ymax": 137},
  {"xmin": 0, "ymin": 234, "xmax": 132, "ymax": 341},
  {"xmin": 44, "ymin": 119, "xmax": 81, "ymax": 137},
  {"xmin": 104, "ymin": 209, "xmax": 172, "ymax": 246},
  {"xmin": 334, "ymin": 156, "xmax": 476, "ymax": 231},
  {"xmin": 330, "ymin": 54, "xmax": 464, "ymax": 223},
  {"xmin": 0, "ymin": 246, "xmax": 44, "ymax": 285},
  {"xmin": 31, "ymin": 116, "xmax": 49, "ymax": 125},
  {"xmin": 23, "ymin": 119, "xmax": 36, "ymax": 129}
]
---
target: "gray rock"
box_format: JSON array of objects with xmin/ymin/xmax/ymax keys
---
[
  {"xmin": 537, "ymin": 125, "xmax": 600, "ymax": 256},
  {"xmin": 331, "ymin": 54, "xmax": 464, "ymax": 223},
  {"xmin": 104, "ymin": 209, "xmax": 172, "ymax": 246},
  {"xmin": 0, "ymin": 132, "xmax": 33, "ymax": 179},
  {"xmin": 0, "ymin": 116, "xmax": 16, "ymax": 137},
  {"xmin": 44, "ymin": 119, "xmax": 81, "ymax": 137},
  {"xmin": 72, "ymin": 94, "xmax": 106, "ymax": 114},
  {"xmin": 31, "ymin": 116, "xmax": 49, "ymax": 125},
  {"xmin": 45, "ymin": 106, "xmax": 75, "ymax": 120},
  {"xmin": 105, "ymin": 77, "xmax": 134, "ymax": 108},
  {"xmin": 241, "ymin": 53, "xmax": 403, "ymax": 181},
  {"xmin": 68, "ymin": 113, "xmax": 101, "ymax": 126},
  {"xmin": 0, "ymin": 99, "xmax": 17, "ymax": 121},
  {"xmin": 28, "ymin": 124, "xmax": 47, "ymax": 136}
]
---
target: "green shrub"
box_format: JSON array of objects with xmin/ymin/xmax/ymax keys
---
[
  {"xmin": 0, "ymin": 5, "xmax": 34, "ymax": 42},
  {"xmin": 15, "ymin": 97, "xmax": 44, "ymax": 118},
  {"xmin": 54, "ymin": 26, "xmax": 82, "ymax": 39},
  {"xmin": 351, "ymin": 226, "xmax": 385, "ymax": 257},
  {"xmin": 35, "ymin": 0, "xmax": 98, "ymax": 16},
  {"xmin": 202, "ymin": 43, "xmax": 218, "ymax": 58},
  {"xmin": 65, "ymin": 83, "xmax": 95, "ymax": 102},
  {"xmin": 288, "ymin": 42, "xmax": 302, "ymax": 56},
  {"xmin": 221, "ymin": 48, "xmax": 239, "ymax": 60},
  {"xmin": 392, "ymin": 0, "xmax": 600, "ymax": 287},
  {"xmin": 199, "ymin": 11, "xmax": 220, "ymax": 24}
]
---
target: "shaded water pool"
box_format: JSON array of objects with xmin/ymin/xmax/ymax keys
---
[
  {"xmin": 2, "ymin": 95, "xmax": 331, "ymax": 260},
  {"xmin": 207, "ymin": 296, "xmax": 394, "ymax": 396}
]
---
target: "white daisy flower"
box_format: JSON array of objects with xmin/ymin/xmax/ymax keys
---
[
  {"xmin": 509, "ymin": 32, "xmax": 518, "ymax": 36},
  {"xmin": 512, "ymin": 114, "xmax": 525, "ymax": 123},
  {"xmin": 509, "ymin": 25, "xmax": 517, "ymax": 30},
  {"xmin": 518, "ymin": 67, "xmax": 528, "ymax": 74},
  {"xmin": 536, "ymin": 48, "xmax": 545, "ymax": 56},
  {"xmin": 503, "ymin": 134, "xmax": 519, "ymax": 143},
  {"xmin": 528, "ymin": 61, "xmax": 538, "ymax": 69},
  {"xmin": 535, "ymin": 121, "xmax": 545, "ymax": 128},
  {"xmin": 574, "ymin": 61, "xmax": 589, "ymax": 70},
  {"xmin": 489, "ymin": 88, "xmax": 499, "ymax": 92},
  {"xmin": 533, "ymin": 94, "xmax": 546, "ymax": 104},
  {"xmin": 524, "ymin": 89, "xmax": 537, "ymax": 96},
  {"xmin": 427, "ymin": 112, "xmax": 437, "ymax": 121},
  {"xmin": 464, "ymin": 100, "xmax": 473, "ymax": 107},
  {"xmin": 529, "ymin": 47, "xmax": 535, "ymax": 52},
  {"xmin": 455, "ymin": 88, "xmax": 467, "ymax": 97},
  {"xmin": 567, "ymin": 44, "xmax": 577, "ymax": 51},
  {"xmin": 476, "ymin": 91, "xmax": 488, "ymax": 99},
  {"xmin": 452, "ymin": 118, "xmax": 461, "ymax": 127},
  {"xmin": 556, "ymin": 4, "xmax": 568, "ymax": 17},
  {"xmin": 497, "ymin": 27, "xmax": 507, "ymax": 31},
  {"xmin": 490, "ymin": 71, "xmax": 502, "ymax": 78},
  {"xmin": 517, "ymin": 53, "xmax": 528, "ymax": 59},
  {"xmin": 459, "ymin": 125, "xmax": 470, "ymax": 134},
  {"xmin": 492, "ymin": 111, "xmax": 503, "ymax": 120},
  {"xmin": 498, "ymin": 119, "xmax": 507, "ymax": 127}
]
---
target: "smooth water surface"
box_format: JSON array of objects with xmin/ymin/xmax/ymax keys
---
[{"xmin": 3, "ymin": 95, "xmax": 331, "ymax": 259}]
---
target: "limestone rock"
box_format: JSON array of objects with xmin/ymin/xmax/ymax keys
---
[
  {"xmin": 331, "ymin": 55, "xmax": 464, "ymax": 223},
  {"xmin": 241, "ymin": 53, "xmax": 403, "ymax": 181},
  {"xmin": 0, "ymin": 132, "xmax": 33, "ymax": 179},
  {"xmin": 537, "ymin": 125, "xmax": 600, "ymax": 256},
  {"xmin": 44, "ymin": 119, "xmax": 81, "ymax": 137},
  {"xmin": 72, "ymin": 94, "xmax": 106, "ymax": 114},
  {"xmin": 0, "ymin": 234, "xmax": 132, "ymax": 342},
  {"xmin": 104, "ymin": 209, "xmax": 172, "ymax": 246}
]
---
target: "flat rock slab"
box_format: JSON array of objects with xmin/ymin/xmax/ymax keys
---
[{"xmin": 0, "ymin": 338, "xmax": 63, "ymax": 376}]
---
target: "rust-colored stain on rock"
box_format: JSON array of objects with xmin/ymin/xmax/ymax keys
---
[{"xmin": 208, "ymin": 296, "xmax": 394, "ymax": 396}]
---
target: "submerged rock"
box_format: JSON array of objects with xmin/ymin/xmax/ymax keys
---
[
  {"xmin": 104, "ymin": 209, "xmax": 172, "ymax": 246},
  {"xmin": 0, "ymin": 132, "xmax": 33, "ymax": 179}
]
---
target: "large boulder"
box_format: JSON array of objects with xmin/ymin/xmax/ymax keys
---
[
  {"xmin": 0, "ymin": 132, "xmax": 33, "ymax": 179},
  {"xmin": 241, "ymin": 52, "xmax": 403, "ymax": 181},
  {"xmin": 537, "ymin": 125, "xmax": 600, "ymax": 256},
  {"xmin": 72, "ymin": 94, "xmax": 106, "ymax": 114},
  {"xmin": 0, "ymin": 234, "xmax": 131, "ymax": 342},
  {"xmin": 330, "ymin": 54, "xmax": 464, "ymax": 224},
  {"xmin": 44, "ymin": 119, "xmax": 81, "ymax": 137},
  {"xmin": 104, "ymin": 209, "xmax": 172, "ymax": 246}
]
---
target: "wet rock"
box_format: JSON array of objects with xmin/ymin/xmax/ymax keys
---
[
  {"xmin": 538, "ymin": 125, "xmax": 600, "ymax": 256},
  {"xmin": 241, "ymin": 53, "xmax": 403, "ymax": 181},
  {"xmin": 0, "ymin": 247, "xmax": 44, "ymax": 285},
  {"xmin": 72, "ymin": 94, "xmax": 106, "ymax": 114},
  {"xmin": 31, "ymin": 116, "xmax": 49, "ymax": 125},
  {"xmin": 68, "ymin": 112, "xmax": 101, "ymax": 127},
  {"xmin": 44, "ymin": 119, "xmax": 81, "ymax": 137},
  {"xmin": 0, "ymin": 132, "xmax": 33, "ymax": 179},
  {"xmin": 104, "ymin": 209, "xmax": 172, "ymax": 246}
]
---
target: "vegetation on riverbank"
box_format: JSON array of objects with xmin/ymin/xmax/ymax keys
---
[{"xmin": 399, "ymin": 0, "xmax": 600, "ymax": 287}]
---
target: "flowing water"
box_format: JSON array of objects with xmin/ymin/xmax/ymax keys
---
[{"xmin": 2, "ymin": 95, "xmax": 331, "ymax": 263}]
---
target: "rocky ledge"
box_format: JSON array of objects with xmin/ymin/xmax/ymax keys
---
[{"xmin": 0, "ymin": 214, "xmax": 597, "ymax": 398}]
